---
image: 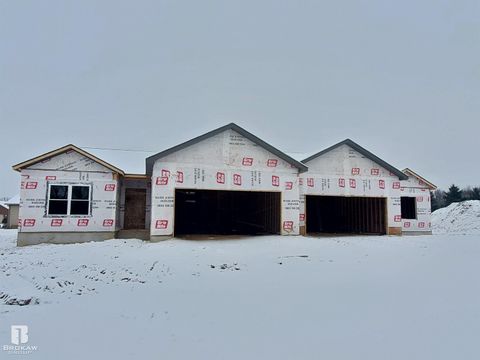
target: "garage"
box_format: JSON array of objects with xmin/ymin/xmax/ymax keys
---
[
  {"xmin": 174, "ymin": 189, "xmax": 281, "ymax": 236},
  {"xmin": 306, "ymin": 196, "xmax": 386, "ymax": 235}
]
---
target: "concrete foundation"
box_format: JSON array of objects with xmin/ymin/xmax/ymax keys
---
[
  {"xmin": 17, "ymin": 232, "xmax": 117, "ymax": 246},
  {"xmin": 402, "ymin": 231, "xmax": 433, "ymax": 236},
  {"xmin": 150, "ymin": 235, "xmax": 173, "ymax": 242}
]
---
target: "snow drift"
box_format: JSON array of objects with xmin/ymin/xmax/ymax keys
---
[{"xmin": 432, "ymin": 200, "xmax": 480, "ymax": 235}]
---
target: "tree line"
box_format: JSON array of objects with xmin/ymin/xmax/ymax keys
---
[{"xmin": 431, "ymin": 185, "xmax": 480, "ymax": 211}]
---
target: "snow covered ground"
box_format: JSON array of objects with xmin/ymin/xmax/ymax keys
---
[{"xmin": 1, "ymin": 229, "xmax": 480, "ymax": 359}]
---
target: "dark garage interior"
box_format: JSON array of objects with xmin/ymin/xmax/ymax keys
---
[
  {"xmin": 306, "ymin": 196, "xmax": 386, "ymax": 235},
  {"xmin": 174, "ymin": 189, "xmax": 281, "ymax": 236}
]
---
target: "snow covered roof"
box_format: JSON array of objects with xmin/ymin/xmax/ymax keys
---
[{"xmin": 5, "ymin": 194, "xmax": 20, "ymax": 205}]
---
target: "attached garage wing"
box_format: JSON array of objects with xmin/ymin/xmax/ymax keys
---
[
  {"xmin": 306, "ymin": 196, "xmax": 387, "ymax": 235},
  {"xmin": 175, "ymin": 189, "xmax": 281, "ymax": 236}
]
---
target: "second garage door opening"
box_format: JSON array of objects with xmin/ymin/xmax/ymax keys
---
[
  {"xmin": 174, "ymin": 189, "xmax": 281, "ymax": 236},
  {"xmin": 306, "ymin": 196, "xmax": 387, "ymax": 235}
]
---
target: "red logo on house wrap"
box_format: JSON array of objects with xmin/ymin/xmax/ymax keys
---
[
  {"xmin": 216, "ymin": 172, "xmax": 225, "ymax": 184},
  {"xmin": 307, "ymin": 178, "xmax": 314, "ymax": 187},
  {"xmin": 23, "ymin": 219, "xmax": 36, "ymax": 227},
  {"xmin": 299, "ymin": 214, "xmax": 305, "ymax": 221},
  {"xmin": 394, "ymin": 215, "xmax": 401, "ymax": 222},
  {"xmin": 45, "ymin": 175, "xmax": 57, "ymax": 180},
  {"xmin": 351, "ymin": 168, "xmax": 360, "ymax": 175},
  {"xmin": 283, "ymin": 221, "xmax": 294, "ymax": 231},
  {"xmin": 379, "ymin": 180, "xmax": 385, "ymax": 189},
  {"xmin": 418, "ymin": 222, "xmax": 425, "ymax": 228},
  {"xmin": 242, "ymin": 157, "xmax": 253, "ymax": 166},
  {"xmin": 285, "ymin": 181, "xmax": 293, "ymax": 190},
  {"xmin": 371, "ymin": 168, "xmax": 379, "ymax": 176},
  {"xmin": 233, "ymin": 174, "xmax": 242, "ymax": 186},
  {"xmin": 161, "ymin": 169, "xmax": 170, "ymax": 177},
  {"xmin": 77, "ymin": 219, "xmax": 89, "ymax": 227},
  {"xmin": 51, "ymin": 219, "xmax": 63, "ymax": 227},
  {"xmin": 25, "ymin": 182, "xmax": 38, "ymax": 189},
  {"xmin": 417, "ymin": 196, "xmax": 423, "ymax": 202},
  {"xmin": 155, "ymin": 220, "xmax": 168, "ymax": 229},
  {"xmin": 349, "ymin": 179, "xmax": 356, "ymax": 188},
  {"xmin": 267, "ymin": 159, "xmax": 278, "ymax": 167},
  {"xmin": 392, "ymin": 182, "xmax": 400, "ymax": 189},
  {"xmin": 104, "ymin": 184, "xmax": 116, "ymax": 191},
  {"xmin": 103, "ymin": 219, "xmax": 114, "ymax": 227},
  {"xmin": 338, "ymin": 178, "xmax": 345, "ymax": 188},
  {"xmin": 272, "ymin": 175, "xmax": 280, "ymax": 187},
  {"xmin": 404, "ymin": 222, "xmax": 411, "ymax": 228},
  {"xmin": 176, "ymin": 171, "xmax": 184, "ymax": 183},
  {"xmin": 156, "ymin": 177, "xmax": 168, "ymax": 186}
]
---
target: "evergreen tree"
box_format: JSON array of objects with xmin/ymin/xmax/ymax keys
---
[
  {"xmin": 462, "ymin": 186, "xmax": 473, "ymax": 200},
  {"xmin": 431, "ymin": 189, "xmax": 446, "ymax": 211},
  {"xmin": 471, "ymin": 187, "xmax": 480, "ymax": 200},
  {"xmin": 444, "ymin": 184, "xmax": 463, "ymax": 206}
]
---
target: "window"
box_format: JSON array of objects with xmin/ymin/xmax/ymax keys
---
[
  {"xmin": 401, "ymin": 197, "xmax": 416, "ymax": 219},
  {"xmin": 47, "ymin": 184, "xmax": 91, "ymax": 216}
]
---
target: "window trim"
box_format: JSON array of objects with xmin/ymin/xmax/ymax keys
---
[{"xmin": 46, "ymin": 183, "xmax": 92, "ymax": 217}]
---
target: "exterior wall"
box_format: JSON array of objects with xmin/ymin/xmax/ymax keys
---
[
  {"xmin": 119, "ymin": 178, "xmax": 151, "ymax": 230},
  {"xmin": 300, "ymin": 144, "xmax": 403, "ymax": 234},
  {"xmin": 150, "ymin": 129, "xmax": 301, "ymax": 238},
  {"xmin": 7, "ymin": 205, "xmax": 19, "ymax": 229},
  {"xmin": 400, "ymin": 175, "xmax": 432, "ymax": 234},
  {"xmin": 17, "ymin": 151, "xmax": 120, "ymax": 244}
]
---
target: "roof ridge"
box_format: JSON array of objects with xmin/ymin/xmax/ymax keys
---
[
  {"xmin": 302, "ymin": 138, "xmax": 408, "ymax": 180},
  {"xmin": 145, "ymin": 123, "xmax": 308, "ymax": 175}
]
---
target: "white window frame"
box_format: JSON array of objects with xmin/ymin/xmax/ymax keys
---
[{"xmin": 47, "ymin": 183, "xmax": 92, "ymax": 217}]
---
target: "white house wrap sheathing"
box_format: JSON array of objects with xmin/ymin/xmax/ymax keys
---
[
  {"xmin": 151, "ymin": 129, "xmax": 301, "ymax": 237},
  {"xmin": 400, "ymin": 174, "xmax": 432, "ymax": 233},
  {"xmin": 300, "ymin": 144, "xmax": 403, "ymax": 232},
  {"xmin": 18, "ymin": 150, "xmax": 119, "ymax": 233}
]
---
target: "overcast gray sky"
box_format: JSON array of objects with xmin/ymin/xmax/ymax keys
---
[{"xmin": 1, "ymin": 0, "xmax": 479, "ymax": 197}]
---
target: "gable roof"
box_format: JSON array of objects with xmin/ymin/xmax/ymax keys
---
[
  {"xmin": 402, "ymin": 168, "xmax": 437, "ymax": 190},
  {"xmin": 145, "ymin": 123, "xmax": 308, "ymax": 175},
  {"xmin": 302, "ymin": 138, "xmax": 408, "ymax": 180},
  {"xmin": 12, "ymin": 144, "xmax": 125, "ymax": 175}
]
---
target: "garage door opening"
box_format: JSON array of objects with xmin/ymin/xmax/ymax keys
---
[
  {"xmin": 306, "ymin": 196, "xmax": 386, "ymax": 235},
  {"xmin": 174, "ymin": 189, "xmax": 281, "ymax": 236}
]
